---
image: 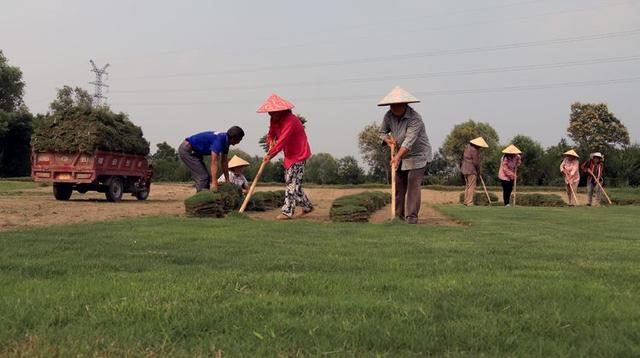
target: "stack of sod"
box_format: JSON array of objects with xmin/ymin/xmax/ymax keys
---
[
  {"xmin": 512, "ymin": 193, "xmax": 566, "ymax": 207},
  {"xmin": 330, "ymin": 191, "xmax": 391, "ymax": 222},
  {"xmin": 458, "ymin": 192, "xmax": 498, "ymax": 206},
  {"xmin": 184, "ymin": 184, "xmax": 242, "ymax": 218},
  {"xmin": 245, "ymin": 190, "xmax": 285, "ymax": 211},
  {"xmin": 31, "ymin": 86, "xmax": 150, "ymax": 155}
]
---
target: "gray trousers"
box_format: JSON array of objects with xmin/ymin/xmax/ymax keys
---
[
  {"xmin": 587, "ymin": 180, "xmax": 602, "ymax": 206},
  {"xmin": 178, "ymin": 142, "xmax": 210, "ymax": 192},
  {"xmin": 396, "ymin": 168, "xmax": 425, "ymax": 223}
]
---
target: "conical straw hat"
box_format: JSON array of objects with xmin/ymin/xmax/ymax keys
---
[
  {"xmin": 502, "ymin": 144, "xmax": 522, "ymax": 154},
  {"xmin": 470, "ymin": 136, "xmax": 489, "ymax": 148},
  {"xmin": 377, "ymin": 86, "xmax": 420, "ymax": 106},
  {"xmin": 228, "ymin": 155, "xmax": 250, "ymax": 168},
  {"xmin": 256, "ymin": 94, "xmax": 295, "ymax": 113},
  {"xmin": 563, "ymin": 149, "xmax": 580, "ymax": 158}
]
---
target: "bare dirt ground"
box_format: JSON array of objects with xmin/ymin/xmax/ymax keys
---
[{"xmin": 0, "ymin": 184, "xmax": 585, "ymax": 232}]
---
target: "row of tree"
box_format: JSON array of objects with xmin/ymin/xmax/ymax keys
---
[
  {"xmin": 1, "ymin": 49, "xmax": 638, "ymax": 186},
  {"xmin": 358, "ymin": 109, "xmax": 637, "ymax": 187}
]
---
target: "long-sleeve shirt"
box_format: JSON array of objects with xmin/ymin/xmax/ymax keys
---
[
  {"xmin": 460, "ymin": 144, "xmax": 480, "ymax": 175},
  {"xmin": 580, "ymin": 159, "xmax": 603, "ymax": 183},
  {"xmin": 218, "ymin": 172, "xmax": 248, "ymax": 189},
  {"xmin": 267, "ymin": 112, "xmax": 311, "ymax": 169},
  {"xmin": 498, "ymin": 155, "xmax": 521, "ymax": 181},
  {"xmin": 378, "ymin": 106, "xmax": 432, "ymax": 170},
  {"xmin": 560, "ymin": 157, "xmax": 580, "ymax": 185}
]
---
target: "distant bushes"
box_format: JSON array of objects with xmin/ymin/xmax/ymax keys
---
[{"xmin": 330, "ymin": 191, "xmax": 391, "ymax": 222}]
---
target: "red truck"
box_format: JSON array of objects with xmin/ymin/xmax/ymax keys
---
[{"xmin": 31, "ymin": 151, "xmax": 152, "ymax": 202}]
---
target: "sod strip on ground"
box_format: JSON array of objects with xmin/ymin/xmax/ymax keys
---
[
  {"xmin": 0, "ymin": 206, "xmax": 639, "ymax": 355},
  {"xmin": 329, "ymin": 191, "xmax": 391, "ymax": 222}
]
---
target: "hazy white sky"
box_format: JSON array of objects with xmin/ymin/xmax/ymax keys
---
[{"xmin": 2, "ymin": 0, "xmax": 639, "ymax": 158}]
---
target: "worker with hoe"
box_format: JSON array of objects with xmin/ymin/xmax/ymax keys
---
[
  {"xmin": 581, "ymin": 152, "xmax": 604, "ymax": 206},
  {"xmin": 461, "ymin": 136, "xmax": 489, "ymax": 206},
  {"xmin": 378, "ymin": 86, "xmax": 432, "ymax": 224},
  {"xmin": 258, "ymin": 94, "xmax": 314, "ymax": 220},
  {"xmin": 179, "ymin": 126, "xmax": 245, "ymax": 192},
  {"xmin": 498, "ymin": 144, "xmax": 522, "ymax": 207},
  {"xmin": 560, "ymin": 149, "xmax": 581, "ymax": 206}
]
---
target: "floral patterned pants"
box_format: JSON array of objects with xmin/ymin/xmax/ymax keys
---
[{"xmin": 282, "ymin": 161, "xmax": 313, "ymax": 217}]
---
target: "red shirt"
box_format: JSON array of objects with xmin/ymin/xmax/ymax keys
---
[{"xmin": 267, "ymin": 112, "xmax": 311, "ymax": 169}]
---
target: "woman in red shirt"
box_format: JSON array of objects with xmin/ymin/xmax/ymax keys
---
[{"xmin": 257, "ymin": 94, "xmax": 314, "ymax": 220}]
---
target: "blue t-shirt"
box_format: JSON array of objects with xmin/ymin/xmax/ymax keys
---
[{"xmin": 186, "ymin": 131, "xmax": 229, "ymax": 155}]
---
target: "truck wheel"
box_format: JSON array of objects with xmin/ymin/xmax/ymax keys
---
[
  {"xmin": 135, "ymin": 187, "xmax": 150, "ymax": 200},
  {"xmin": 53, "ymin": 184, "xmax": 73, "ymax": 201},
  {"xmin": 105, "ymin": 177, "xmax": 124, "ymax": 202}
]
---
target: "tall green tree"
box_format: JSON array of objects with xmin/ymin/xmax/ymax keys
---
[
  {"xmin": 152, "ymin": 141, "xmax": 178, "ymax": 162},
  {"xmin": 441, "ymin": 120, "xmax": 500, "ymax": 167},
  {"xmin": 336, "ymin": 156, "xmax": 365, "ymax": 184},
  {"xmin": 0, "ymin": 50, "xmax": 33, "ymax": 177},
  {"xmin": 568, "ymin": 102, "xmax": 630, "ymax": 152},
  {"xmin": 358, "ymin": 122, "xmax": 390, "ymax": 183},
  {"xmin": 305, "ymin": 153, "xmax": 338, "ymax": 184},
  {"xmin": 509, "ymin": 135, "xmax": 545, "ymax": 186},
  {"xmin": 0, "ymin": 50, "xmax": 25, "ymax": 112},
  {"xmin": 441, "ymin": 119, "xmax": 500, "ymax": 182}
]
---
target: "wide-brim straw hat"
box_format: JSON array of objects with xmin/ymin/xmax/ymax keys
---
[
  {"xmin": 256, "ymin": 94, "xmax": 295, "ymax": 113},
  {"xmin": 502, "ymin": 144, "xmax": 522, "ymax": 154},
  {"xmin": 563, "ymin": 149, "xmax": 580, "ymax": 158},
  {"xmin": 470, "ymin": 136, "xmax": 489, "ymax": 148},
  {"xmin": 228, "ymin": 155, "xmax": 250, "ymax": 169},
  {"xmin": 590, "ymin": 152, "xmax": 604, "ymax": 159},
  {"xmin": 377, "ymin": 86, "xmax": 420, "ymax": 106}
]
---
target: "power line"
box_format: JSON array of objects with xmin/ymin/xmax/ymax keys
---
[
  {"xmin": 107, "ymin": 0, "xmax": 546, "ymax": 64},
  {"xmin": 251, "ymin": 0, "xmax": 638, "ymax": 55},
  {"xmin": 110, "ymin": 28, "xmax": 640, "ymax": 81},
  {"xmin": 110, "ymin": 76, "xmax": 640, "ymax": 107},
  {"xmin": 109, "ymin": 55, "xmax": 640, "ymax": 94}
]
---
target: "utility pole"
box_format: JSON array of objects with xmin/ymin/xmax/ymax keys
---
[{"xmin": 89, "ymin": 60, "xmax": 110, "ymax": 106}]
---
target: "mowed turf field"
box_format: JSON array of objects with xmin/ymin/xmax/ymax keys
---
[{"xmin": 0, "ymin": 206, "xmax": 639, "ymax": 356}]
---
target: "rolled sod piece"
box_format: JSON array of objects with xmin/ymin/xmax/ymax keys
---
[
  {"xmin": 511, "ymin": 193, "xmax": 566, "ymax": 207},
  {"xmin": 459, "ymin": 192, "xmax": 498, "ymax": 206},
  {"xmin": 330, "ymin": 191, "xmax": 391, "ymax": 222},
  {"xmin": 184, "ymin": 184, "xmax": 243, "ymax": 218},
  {"xmin": 245, "ymin": 190, "xmax": 286, "ymax": 211}
]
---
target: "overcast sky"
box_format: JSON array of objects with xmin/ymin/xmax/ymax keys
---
[{"xmin": 2, "ymin": 0, "xmax": 639, "ymax": 159}]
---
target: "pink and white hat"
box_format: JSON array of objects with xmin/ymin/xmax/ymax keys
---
[{"xmin": 256, "ymin": 94, "xmax": 295, "ymax": 113}]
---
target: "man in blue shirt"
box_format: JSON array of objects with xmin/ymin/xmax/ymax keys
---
[{"xmin": 178, "ymin": 126, "xmax": 245, "ymax": 192}]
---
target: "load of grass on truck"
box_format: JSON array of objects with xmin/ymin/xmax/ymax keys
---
[{"xmin": 30, "ymin": 87, "xmax": 152, "ymax": 202}]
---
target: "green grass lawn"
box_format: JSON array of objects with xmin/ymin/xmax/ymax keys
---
[
  {"xmin": 1, "ymin": 207, "xmax": 639, "ymax": 356},
  {"xmin": 0, "ymin": 180, "xmax": 41, "ymax": 192}
]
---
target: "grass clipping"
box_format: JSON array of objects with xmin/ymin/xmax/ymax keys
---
[
  {"xmin": 458, "ymin": 192, "xmax": 498, "ymax": 206},
  {"xmin": 330, "ymin": 191, "xmax": 391, "ymax": 222},
  {"xmin": 31, "ymin": 86, "xmax": 150, "ymax": 155},
  {"xmin": 184, "ymin": 184, "xmax": 243, "ymax": 218}
]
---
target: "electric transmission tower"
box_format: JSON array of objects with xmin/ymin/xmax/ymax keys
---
[{"xmin": 89, "ymin": 60, "xmax": 110, "ymax": 106}]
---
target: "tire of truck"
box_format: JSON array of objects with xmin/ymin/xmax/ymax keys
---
[
  {"xmin": 53, "ymin": 184, "xmax": 73, "ymax": 201},
  {"xmin": 105, "ymin": 177, "xmax": 124, "ymax": 202},
  {"xmin": 135, "ymin": 186, "xmax": 150, "ymax": 201}
]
